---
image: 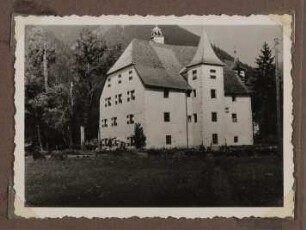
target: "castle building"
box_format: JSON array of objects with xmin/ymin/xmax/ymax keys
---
[{"xmin": 99, "ymin": 26, "xmax": 253, "ymax": 149}]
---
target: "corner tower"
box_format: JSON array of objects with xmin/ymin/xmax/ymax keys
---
[{"xmin": 186, "ymin": 29, "xmax": 226, "ymax": 147}]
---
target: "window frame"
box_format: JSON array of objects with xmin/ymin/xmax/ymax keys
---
[
  {"xmin": 164, "ymin": 112, "xmax": 170, "ymax": 122},
  {"xmin": 166, "ymin": 135, "xmax": 172, "ymax": 145},
  {"xmin": 211, "ymin": 89, "xmax": 216, "ymax": 99},
  {"xmin": 212, "ymin": 133, "xmax": 218, "ymax": 144},
  {"xmin": 232, "ymin": 113, "xmax": 237, "ymax": 123},
  {"xmin": 192, "ymin": 69, "xmax": 197, "ymax": 80},
  {"xmin": 212, "ymin": 112, "xmax": 217, "ymax": 122}
]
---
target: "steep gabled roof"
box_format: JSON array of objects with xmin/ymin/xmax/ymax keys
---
[
  {"xmin": 187, "ymin": 30, "xmax": 224, "ymax": 67},
  {"xmin": 107, "ymin": 37, "xmax": 250, "ymax": 95},
  {"xmin": 107, "ymin": 39, "xmax": 194, "ymax": 90}
]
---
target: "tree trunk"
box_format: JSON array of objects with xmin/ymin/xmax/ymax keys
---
[
  {"xmin": 36, "ymin": 123, "xmax": 43, "ymax": 152},
  {"xmin": 43, "ymin": 44, "xmax": 48, "ymax": 91},
  {"xmin": 80, "ymin": 125, "xmax": 85, "ymax": 149}
]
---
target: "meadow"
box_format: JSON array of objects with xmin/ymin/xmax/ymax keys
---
[{"xmin": 25, "ymin": 151, "xmax": 283, "ymax": 207}]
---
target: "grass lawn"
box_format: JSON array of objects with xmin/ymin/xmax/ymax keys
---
[{"xmin": 25, "ymin": 153, "xmax": 283, "ymax": 207}]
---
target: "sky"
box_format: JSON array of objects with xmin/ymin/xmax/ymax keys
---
[{"xmin": 182, "ymin": 25, "xmax": 282, "ymax": 67}]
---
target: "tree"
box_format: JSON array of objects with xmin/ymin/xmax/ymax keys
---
[
  {"xmin": 134, "ymin": 123, "xmax": 146, "ymax": 149},
  {"xmin": 71, "ymin": 29, "xmax": 121, "ymax": 145},
  {"xmin": 251, "ymin": 42, "xmax": 277, "ymax": 142}
]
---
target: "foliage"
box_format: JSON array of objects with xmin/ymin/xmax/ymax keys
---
[
  {"xmin": 134, "ymin": 123, "xmax": 146, "ymax": 149},
  {"xmin": 251, "ymin": 42, "xmax": 278, "ymax": 141}
]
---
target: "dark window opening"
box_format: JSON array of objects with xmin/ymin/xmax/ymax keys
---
[
  {"xmin": 164, "ymin": 112, "xmax": 170, "ymax": 122},
  {"xmin": 210, "ymin": 75, "xmax": 216, "ymax": 79},
  {"xmin": 164, "ymin": 89, "xmax": 169, "ymax": 98},
  {"xmin": 187, "ymin": 91, "xmax": 191, "ymax": 97},
  {"xmin": 232, "ymin": 113, "xmax": 237, "ymax": 123},
  {"xmin": 111, "ymin": 117, "xmax": 117, "ymax": 126},
  {"xmin": 193, "ymin": 113, "xmax": 197, "ymax": 123},
  {"xmin": 192, "ymin": 69, "xmax": 197, "ymax": 80},
  {"xmin": 188, "ymin": 115, "xmax": 192, "ymax": 122},
  {"xmin": 211, "ymin": 89, "xmax": 216, "ymax": 98},
  {"xmin": 166, "ymin": 135, "xmax": 172, "ymax": 145},
  {"xmin": 118, "ymin": 94, "xmax": 122, "ymax": 103},
  {"xmin": 234, "ymin": 136, "xmax": 238, "ymax": 143},
  {"xmin": 127, "ymin": 114, "xmax": 134, "ymax": 124},
  {"xmin": 212, "ymin": 112, "xmax": 217, "ymax": 122},
  {"xmin": 232, "ymin": 96, "xmax": 237, "ymax": 102},
  {"xmin": 210, "ymin": 69, "xmax": 216, "ymax": 73},
  {"xmin": 212, "ymin": 133, "xmax": 218, "ymax": 144}
]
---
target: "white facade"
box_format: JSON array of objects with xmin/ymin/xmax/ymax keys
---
[{"xmin": 99, "ymin": 28, "xmax": 253, "ymax": 149}]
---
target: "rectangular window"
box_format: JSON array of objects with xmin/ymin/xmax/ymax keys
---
[
  {"xmin": 118, "ymin": 94, "xmax": 122, "ymax": 103},
  {"xmin": 212, "ymin": 133, "xmax": 218, "ymax": 144},
  {"xmin": 212, "ymin": 112, "xmax": 217, "ymax": 122},
  {"xmin": 210, "ymin": 75, "xmax": 216, "ymax": 79},
  {"xmin": 232, "ymin": 113, "xmax": 237, "ymax": 123},
  {"xmin": 225, "ymin": 107, "xmax": 229, "ymax": 113},
  {"xmin": 164, "ymin": 89, "xmax": 169, "ymax": 98},
  {"xmin": 232, "ymin": 96, "xmax": 237, "ymax": 102},
  {"xmin": 164, "ymin": 112, "xmax": 170, "ymax": 122},
  {"xmin": 188, "ymin": 115, "xmax": 192, "ymax": 122},
  {"xmin": 102, "ymin": 119, "xmax": 108, "ymax": 128},
  {"xmin": 166, "ymin": 135, "xmax": 172, "ymax": 145},
  {"xmin": 118, "ymin": 74, "xmax": 122, "ymax": 84},
  {"xmin": 129, "ymin": 70, "xmax": 133, "ymax": 80},
  {"xmin": 111, "ymin": 117, "xmax": 117, "ymax": 126},
  {"xmin": 187, "ymin": 91, "xmax": 191, "ymax": 97},
  {"xmin": 131, "ymin": 90, "xmax": 135, "ymax": 100},
  {"xmin": 192, "ymin": 69, "xmax": 197, "ymax": 80},
  {"xmin": 210, "ymin": 69, "xmax": 216, "ymax": 73},
  {"xmin": 127, "ymin": 114, "xmax": 134, "ymax": 124},
  {"xmin": 234, "ymin": 136, "xmax": 238, "ymax": 143},
  {"xmin": 211, "ymin": 89, "xmax": 216, "ymax": 98},
  {"xmin": 193, "ymin": 113, "xmax": 197, "ymax": 123},
  {"xmin": 193, "ymin": 89, "xmax": 197, "ymax": 97}
]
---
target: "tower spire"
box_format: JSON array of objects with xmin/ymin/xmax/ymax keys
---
[{"xmin": 187, "ymin": 28, "xmax": 224, "ymax": 67}]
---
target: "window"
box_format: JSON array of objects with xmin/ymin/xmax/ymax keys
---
[
  {"xmin": 129, "ymin": 70, "xmax": 133, "ymax": 80},
  {"xmin": 102, "ymin": 119, "xmax": 108, "ymax": 128},
  {"xmin": 192, "ymin": 69, "xmax": 197, "ymax": 80},
  {"xmin": 111, "ymin": 117, "xmax": 117, "ymax": 126},
  {"xmin": 211, "ymin": 89, "xmax": 216, "ymax": 98},
  {"xmin": 225, "ymin": 107, "xmax": 229, "ymax": 113},
  {"xmin": 127, "ymin": 90, "xmax": 135, "ymax": 101},
  {"xmin": 234, "ymin": 136, "xmax": 238, "ymax": 143},
  {"xmin": 127, "ymin": 114, "xmax": 134, "ymax": 124},
  {"xmin": 187, "ymin": 91, "xmax": 191, "ymax": 97},
  {"xmin": 105, "ymin": 97, "xmax": 111, "ymax": 107},
  {"xmin": 212, "ymin": 112, "xmax": 217, "ymax": 122},
  {"xmin": 107, "ymin": 77, "xmax": 111, "ymax": 82},
  {"xmin": 164, "ymin": 89, "xmax": 169, "ymax": 98},
  {"xmin": 210, "ymin": 69, "xmax": 216, "ymax": 79},
  {"xmin": 193, "ymin": 113, "xmax": 197, "ymax": 123},
  {"xmin": 164, "ymin": 112, "xmax": 170, "ymax": 122},
  {"xmin": 118, "ymin": 94, "xmax": 122, "ymax": 104},
  {"xmin": 130, "ymin": 90, "xmax": 135, "ymax": 100},
  {"xmin": 193, "ymin": 89, "xmax": 197, "ymax": 97},
  {"xmin": 127, "ymin": 136, "xmax": 135, "ymax": 146},
  {"xmin": 232, "ymin": 113, "xmax": 237, "ymax": 123},
  {"xmin": 166, "ymin": 135, "xmax": 172, "ymax": 145},
  {"xmin": 232, "ymin": 96, "xmax": 237, "ymax": 102},
  {"xmin": 212, "ymin": 133, "xmax": 218, "ymax": 144},
  {"xmin": 188, "ymin": 115, "xmax": 192, "ymax": 122},
  {"xmin": 118, "ymin": 74, "xmax": 122, "ymax": 84},
  {"xmin": 108, "ymin": 83, "xmax": 111, "ymax": 87}
]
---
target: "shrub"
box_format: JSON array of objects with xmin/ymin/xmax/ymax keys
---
[{"xmin": 134, "ymin": 123, "xmax": 146, "ymax": 149}]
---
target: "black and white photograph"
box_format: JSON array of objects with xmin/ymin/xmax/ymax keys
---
[{"xmin": 13, "ymin": 15, "xmax": 294, "ymax": 218}]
